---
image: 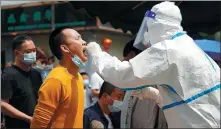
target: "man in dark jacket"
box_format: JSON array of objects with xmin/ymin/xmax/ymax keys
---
[{"xmin": 84, "ymin": 81, "xmax": 125, "ymax": 129}]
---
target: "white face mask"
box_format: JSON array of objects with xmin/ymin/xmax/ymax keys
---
[
  {"xmin": 107, "ymin": 95, "xmax": 124, "ymax": 112},
  {"xmin": 22, "ymin": 52, "xmax": 36, "ymax": 65}
]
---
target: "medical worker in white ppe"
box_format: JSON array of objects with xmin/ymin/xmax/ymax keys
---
[{"xmin": 85, "ymin": 1, "xmax": 220, "ymax": 128}]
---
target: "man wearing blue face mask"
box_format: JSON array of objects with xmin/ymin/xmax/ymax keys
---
[
  {"xmin": 32, "ymin": 55, "xmax": 48, "ymax": 80},
  {"xmin": 32, "ymin": 48, "xmax": 54, "ymax": 81},
  {"xmin": 33, "ymin": 62, "xmax": 54, "ymax": 81},
  {"xmin": 84, "ymin": 81, "xmax": 125, "ymax": 129},
  {"xmin": 80, "ymin": 72, "xmax": 93, "ymax": 109},
  {"xmin": 1, "ymin": 35, "xmax": 42, "ymax": 128},
  {"xmin": 43, "ymin": 64, "xmax": 53, "ymax": 78},
  {"xmin": 43, "ymin": 56, "xmax": 55, "ymax": 78}
]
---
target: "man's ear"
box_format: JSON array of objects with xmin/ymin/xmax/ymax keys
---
[
  {"xmin": 14, "ymin": 50, "xmax": 20, "ymax": 57},
  {"xmin": 131, "ymin": 51, "xmax": 137, "ymax": 58},
  {"xmin": 60, "ymin": 45, "xmax": 69, "ymax": 53},
  {"xmin": 127, "ymin": 51, "xmax": 137, "ymax": 59}
]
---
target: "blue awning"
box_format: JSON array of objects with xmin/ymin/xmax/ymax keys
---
[
  {"xmin": 194, "ymin": 39, "xmax": 220, "ymax": 61},
  {"xmin": 194, "ymin": 39, "xmax": 220, "ymax": 53}
]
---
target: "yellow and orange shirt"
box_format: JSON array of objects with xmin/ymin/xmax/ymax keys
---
[{"xmin": 31, "ymin": 66, "xmax": 84, "ymax": 128}]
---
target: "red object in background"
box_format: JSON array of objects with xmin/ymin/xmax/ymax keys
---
[
  {"xmin": 11, "ymin": 32, "xmax": 17, "ymax": 36},
  {"xmin": 102, "ymin": 38, "xmax": 112, "ymax": 52}
]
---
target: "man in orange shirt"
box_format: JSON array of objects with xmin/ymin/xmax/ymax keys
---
[{"xmin": 31, "ymin": 27, "xmax": 87, "ymax": 128}]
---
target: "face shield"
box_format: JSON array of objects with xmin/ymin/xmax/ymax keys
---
[{"xmin": 133, "ymin": 10, "xmax": 156, "ymax": 51}]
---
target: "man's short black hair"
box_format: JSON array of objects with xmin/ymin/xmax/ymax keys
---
[
  {"xmin": 80, "ymin": 72, "xmax": 88, "ymax": 76},
  {"xmin": 12, "ymin": 35, "xmax": 32, "ymax": 51},
  {"xmin": 98, "ymin": 81, "xmax": 116, "ymax": 99},
  {"xmin": 49, "ymin": 26, "xmax": 72, "ymax": 60},
  {"xmin": 123, "ymin": 39, "xmax": 142, "ymax": 57}
]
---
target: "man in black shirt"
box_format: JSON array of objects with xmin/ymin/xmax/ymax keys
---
[{"xmin": 1, "ymin": 35, "xmax": 42, "ymax": 128}]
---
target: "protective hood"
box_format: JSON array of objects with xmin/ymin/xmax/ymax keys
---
[{"xmin": 134, "ymin": 1, "xmax": 184, "ymax": 50}]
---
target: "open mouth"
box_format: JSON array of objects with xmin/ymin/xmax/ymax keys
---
[
  {"xmin": 82, "ymin": 42, "xmax": 88, "ymax": 57},
  {"xmin": 83, "ymin": 48, "xmax": 88, "ymax": 56}
]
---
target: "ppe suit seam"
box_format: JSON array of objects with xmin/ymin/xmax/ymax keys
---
[
  {"xmin": 204, "ymin": 53, "xmax": 216, "ymax": 71},
  {"xmin": 162, "ymin": 84, "xmax": 220, "ymax": 110},
  {"xmin": 164, "ymin": 42, "xmax": 170, "ymax": 69}
]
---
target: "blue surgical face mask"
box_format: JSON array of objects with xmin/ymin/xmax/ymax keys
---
[
  {"xmin": 44, "ymin": 65, "xmax": 54, "ymax": 71},
  {"xmin": 108, "ymin": 100, "xmax": 124, "ymax": 112},
  {"xmin": 33, "ymin": 64, "xmax": 44, "ymax": 72},
  {"xmin": 72, "ymin": 55, "xmax": 85, "ymax": 68},
  {"xmin": 107, "ymin": 95, "xmax": 123, "ymax": 112},
  {"xmin": 42, "ymin": 71, "xmax": 49, "ymax": 80},
  {"xmin": 23, "ymin": 52, "xmax": 36, "ymax": 65},
  {"xmin": 64, "ymin": 46, "xmax": 85, "ymax": 68},
  {"xmin": 84, "ymin": 79, "xmax": 90, "ymax": 87}
]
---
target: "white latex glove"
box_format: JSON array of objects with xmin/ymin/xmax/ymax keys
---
[
  {"xmin": 132, "ymin": 87, "xmax": 163, "ymax": 107},
  {"xmin": 85, "ymin": 42, "xmax": 103, "ymax": 56}
]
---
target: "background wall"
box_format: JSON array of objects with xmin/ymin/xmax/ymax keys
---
[{"xmin": 1, "ymin": 30, "xmax": 134, "ymax": 67}]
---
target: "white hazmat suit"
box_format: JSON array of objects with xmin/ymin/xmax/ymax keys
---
[{"xmin": 86, "ymin": 1, "xmax": 220, "ymax": 128}]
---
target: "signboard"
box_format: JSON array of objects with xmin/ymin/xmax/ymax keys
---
[
  {"xmin": 1, "ymin": 5, "xmax": 52, "ymax": 32},
  {"xmin": 1, "ymin": 3, "xmax": 96, "ymax": 33}
]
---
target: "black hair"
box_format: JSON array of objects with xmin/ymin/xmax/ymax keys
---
[
  {"xmin": 98, "ymin": 81, "xmax": 116, "ymax": 99},
  {"xmin": 48, "ymin": 55, "xmax": 55, "ymax": 62},
  {"xmin": 80, "ymin": 72, "xmax": 88, "ymax": 76},
  {"xmin": 123, "ymin": 39, "xmax": 142, "ymax": 57},
  {"xmin": 12, "ymin": 35, "xmax": 33, "ymax": 51},
  {"xmin": 49, "ymin": 26, "xmax": 72, "ymax": 60}
]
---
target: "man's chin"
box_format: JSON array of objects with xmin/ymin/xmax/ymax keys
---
[{"xmin": 81, "ymin": 56, "xmax": 88, "ymax": 63}]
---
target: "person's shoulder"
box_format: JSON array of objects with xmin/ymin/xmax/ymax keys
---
[
  {"xmin": 2, "ymin": 65, "xmax": 18, "ymax": 77},
  {"xmin": 84, "ymin": 105, "xmax": 95, "ymax": 114},
  {"xmin": 84, "ymin": 106, "xmax": 105, "ymax": 128},
  {"xmin": 84, "ymin": 104, "xmax": 100, "ymax": 117},
  {"xmin": 30, "ymin": 67, "xmax": 41, "ymax": 75},
  {"xmin": 43, "ymin": 66, "xmax": 72, "ymax": 89},
  {"xmin": 42, "ymin": 77, "xmax": 63, "ymax": 86},
  {"xmin": 49, "ymin": 66, "xmax": 71, "ymax": 77},
  {"xmin": 84, "ymin": 104, "xmax": 104, "ymax": 124},
  {"xmin": 39, "ymin": 78, "xmax": 64, "ymax": 94},
  {"xmin": 46, "ymin": 66, "xmax": 72, "ymax": 81}
]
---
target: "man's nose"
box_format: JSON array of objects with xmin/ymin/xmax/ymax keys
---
[{"xmin": 82, "ymin": 40, "xmax": 87, "ymax": 46}]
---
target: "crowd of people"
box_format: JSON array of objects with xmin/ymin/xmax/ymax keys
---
[
  {"xmin": 1, "ymin": 1, "xmax": 220, "ymax": 129},
  {"xmin": 0, "ymin": 33, "xmax": 167, "ymax": 129}
]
